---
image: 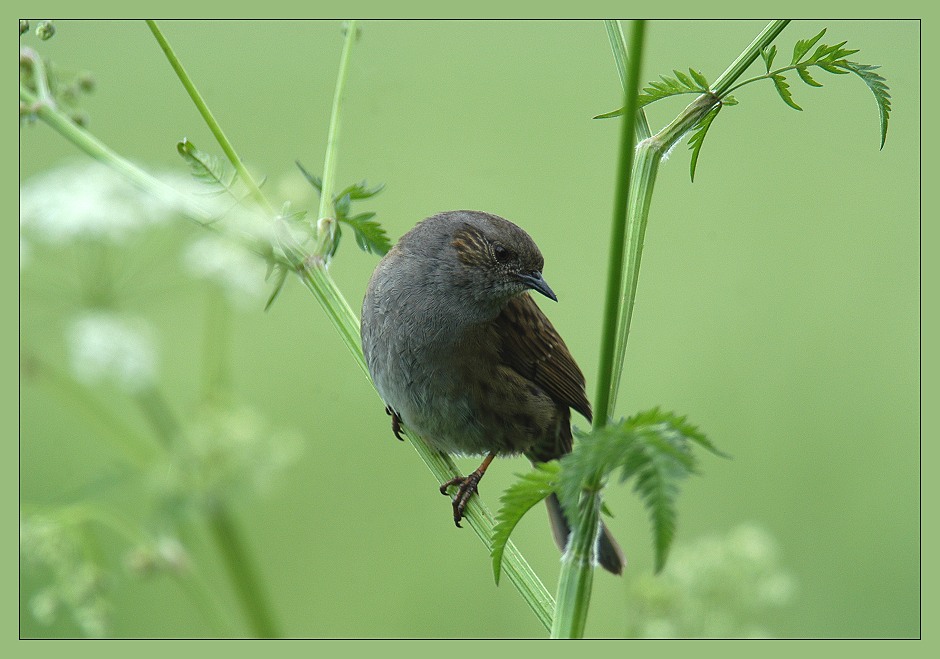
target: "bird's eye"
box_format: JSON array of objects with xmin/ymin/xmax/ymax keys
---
[{"xmin": 493, "ymin": 244, "xmax": 514, "ymax": 263}]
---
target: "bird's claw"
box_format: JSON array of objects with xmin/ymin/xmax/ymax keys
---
[
  {"xmin": 385, "ymin": 406, "xmax": 405, "ymax": 441},
  {"xmin": 440, "ymin": 473, "xmax": 482, "ymax": 528}
]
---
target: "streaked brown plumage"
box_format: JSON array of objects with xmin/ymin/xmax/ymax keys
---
[{"xmin": 361, "ymin": 210, "xmax": 624, "ymax": 574}]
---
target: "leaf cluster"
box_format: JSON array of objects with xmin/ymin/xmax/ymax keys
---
[
  {"xmin": 759, "ymin": 29, "xmax": 891, "ymax": 148},
  {"xmin": 490, "ymin": 409, "xmax": 725, "ymax": 581},
  {"xmin": 296, "ymin": 161, "xmax": 390, "ymax": 257},
  {"xmin": 595, "ymin": 27, "xmax": 891, "ymax": 183}
]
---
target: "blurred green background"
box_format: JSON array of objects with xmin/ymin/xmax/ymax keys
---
[{"xmin": 19, "ymin": 20, "xmax": 919, "ymax": 638}]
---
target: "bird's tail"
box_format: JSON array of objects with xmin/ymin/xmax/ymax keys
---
[{"xmin": 545, "ymin": 493, "xmax": 625, "ymax": 575}]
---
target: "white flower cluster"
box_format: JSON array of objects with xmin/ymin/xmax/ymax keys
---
[
  {"xmin": 183, "ymin": 235, "xmax": 267, "ymax": 307},
  {"xmin": 21, "ymin": 515, "xmax": 111, "ymax": 638},
  {"xmin": 625, "ymin": 523, "xmax": 796, "ymax": 638},
  {"xmin": 67, "ymin": 311, "xmax": 158, "ymax": 392},
  {"xmin": 20, "ymin": 161, "xmax": 181, "ymax": 244},
  {"xmin": 155, "ymin": 406, "xmax": 302, "ymax": 507}
]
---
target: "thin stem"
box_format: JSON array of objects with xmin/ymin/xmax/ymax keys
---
[
  {"xmin": 135, "ymin": 387, "xmax": 181, "ymax": 448},
  {"xmin": 202, "ymin": 289, "xmax": 232, "ymax": 405},
  {"xmin": 712, "ymin": 19, "xmax": 790, "ymax": 96},
  {"xmin": 318, "ymin": 21, "xmax": 358, "ymax": 224},
  {"xmin": 20, "ymin": 85, "xmax": 216, "ymax": 225},
  {"xmin": 146, "ymin": 20, "xmax": 275, "ymax": 215},
  {"xmin": 604, "ymin": 20, "xmax": 652, "ymax": 140},
  {"xmin": 594, "ymin": 20, "xmax": 647, "ymax": 430},
  {"xmin": 20, "ymin": 353, "xmax": 158, "ymax": 467},
  {"xmin": 725, "ymin": 61, "xmax": 821, "ymax": 96},
  {"xmin": 205, "ymin": 502, "xmax": 281, "ymax": 638}
]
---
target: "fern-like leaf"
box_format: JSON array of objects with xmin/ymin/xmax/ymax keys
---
[
  {"xmin": 796, "ymin": 66, "xmax": 824, "ymax": 88},
  {"xmin": 791, "ymin": 28, "xmax": 827, "ymax": 64},
  {"xmin": 335, "ymin": 180, "xmax": 386, "ymax": 201},
  {"xmin": 177, "ymin": 138, "xmax": 238, "ymax": 195},
  {"xmin": 553, "ymin": 409, "xmax": 722, "ymax": 573},
  {"xmin": 761, "ymin": 45, "xmax": 777, "ymax": 72},
  {"xmin": 839, "ymin": 61, "xmax": 892, "ymax": 149},
  {"xmin": 340, "ymin": 211, "xmax": 391, "ymax": 256},
  {"xmin": 595, "ymin": 67, "xmax": 711, "ymax": 119},
  {"xmin": 771, "ymin": 74, "xmax": 802, "ymax": 111},
  {"xmin": 688, "ymin": 103, "xmax": 722, "ymax": 182},
  {"xmin": 295, "ymin": 160, "xmax": 322, "ymax": 193},
  {"xmin": 490, "ymin": 462, "xmax": 559, "ymax": 584}
]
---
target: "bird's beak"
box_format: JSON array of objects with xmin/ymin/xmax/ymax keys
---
[{"xmin": 518, "ymin": 271, "xmax": 558, "ymax": 302}]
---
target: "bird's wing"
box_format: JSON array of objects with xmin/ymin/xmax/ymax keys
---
[{"xmin": 493, "ymin": 293, "xmax": 593, "ymax": 422}]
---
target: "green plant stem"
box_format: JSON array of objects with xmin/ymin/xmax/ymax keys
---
[
  {"xmin": 202, "ymin": 289, "xmax": 232, "ymax": 405},
  {"xmin": 550, "ymin": 491, "xmax": 601, "ymax": 638},
  {"xmin": 601, "ymin": 19, "xmax": 790, "ymax": 418},
  {"xmin": 135, "ymin": 387, "xmax": 182, "ymax": 447},
  {"xmin": 146, "ymin": 20, "xmax": 275, "ymax": 215},
  {"xmin": 604, "ymin": 20, "xmax": 652, "ymax": 140},
  {"xmin": 559, "ymin": 17, "xmax": 646, "ymax": 642},
  {"xmin": 20, "ymin": 86, "xmax": 210, "ymax": 221},
  {"xmin": 594, "ymin": 20, "xmax": 647, "ymax": 431},
  {"xmin": 20, "ymin": 353, "xmax": 158, "ymax": 467},
  {"xmin": 712, "ymin": 20, "xmax": 790, "ymax": 95},
  {"xmin": 317, "ymin": 21, "xmax": 358, "ymax": 226},
  {"xmin": 205, "ymin": 502, "xmax": 281, "ymax": 638}
]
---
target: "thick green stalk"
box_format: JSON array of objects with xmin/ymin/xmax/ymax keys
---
[
  {"xmin": 593, "ymin": 20, "xmax": 647, "ymax": 430},
  {"xmin": 603, "ymin": 19, "xmax": 790, "ymax": 417},
  {"xmin": 146, "ymin": 20, "xmax": 275, "ymax": 215},
  {"xmin": 562, "ymin": 17, "xmax": 645, "ymax": 642},
  {"xmin": 550, "ymin": 492, "xmax": 601, "ymax": 638},
  {"xmin": 205, "ymin": 502, "xmax": 281, "ymax": 638}
]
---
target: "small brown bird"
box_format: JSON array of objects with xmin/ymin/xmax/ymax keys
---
[{"xmin": 361, "ymin": 210, "xmax": 624, "ymax": 574}]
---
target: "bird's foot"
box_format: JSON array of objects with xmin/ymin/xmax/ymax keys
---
[
  {"xmin": 385, "ymin": 406, "xmax": 405, "ymax": 441},
  {"xmin": 439, "ymin": 472, "xmax": 482, "ymax": 528}
]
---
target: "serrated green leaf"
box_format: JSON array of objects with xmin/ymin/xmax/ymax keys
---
[
  {"xmin": 760, "ymin": 45, "xmax": 777, "ymax": 72},
  {"xmin": 490, "ymin": 463, "xmax": 559, "ymax": 584},
  {"xmin": 593, "ymin": 107, "xmax": 624, "ymax": 120},
  {"xmin": 177, "ymin": 138, "xmax": 237, "ymax": 194},
  {"xmin": 335, "ymin": 180, "xmax": 385, "ymax": 201},
  {"xmin": 340, "ymin": 212, "xmax": 391, "ymax": 256},
  {"xmin": 818, "ymin": 61, "xmax": 850, "ymax": 75},
  {"xmin": 674, "ymin": 69, "xmax": 693, "ymax": 88},
  {"xmin": 791, "ymin": 28, "xmax": 827, "ymax": 64},
  {"xmin": 771, "ymin": 74, "xmax": 802, "ymax": 111},
  {"xmin": 796, "ymin": 66, "xmax": 824, "ymax": 87},
  {"xmin": 687, "ymin": 104, "xmax": 721, "ymax": 183},
  {"xmin": 263, "ymin": 265, "xmax": 289, "ymax": 312},
  {"xmin": 689, "ymin": 68, "xmax": 709, "ymax": 90},
  {"xmin": 334, "ymin": 193, "xmax": 351, "ymax": 218},
  {"xmin": 841, "ymin": 61, "xmax": 892, "ymax": 148},
  {"xmin": 557, "ymin": 409, "xmax": 723, "ymax": 573},
  {"xmin": 295, "ymin": 160, "xmax": 322, "ymax": 194}
]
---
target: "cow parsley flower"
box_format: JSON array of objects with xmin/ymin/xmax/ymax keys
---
[
  {"xmin": 67, "ymin": 311, "xmax": 157, "ymax": 392},
  {"xmin": 20, "ymin": 161, "xmax": 181, "ymax": 245}
]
